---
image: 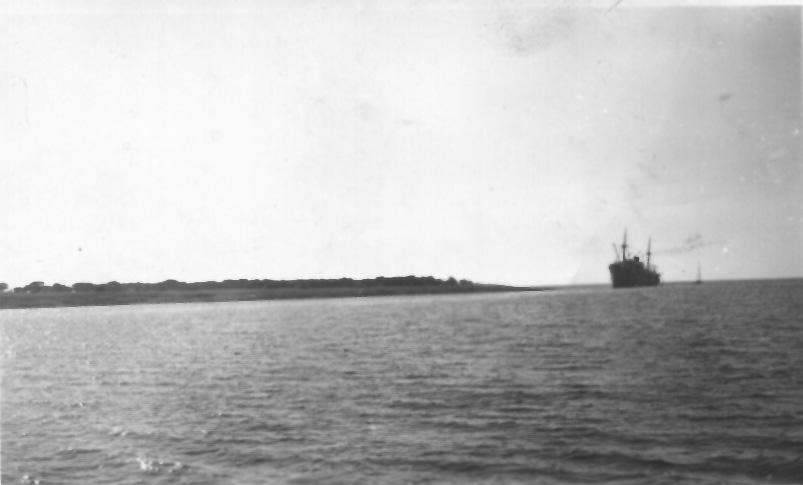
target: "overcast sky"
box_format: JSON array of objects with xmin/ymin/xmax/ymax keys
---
[{"xmin": 2, "ymin": 1, "xmax": 801, "ymax": 287}]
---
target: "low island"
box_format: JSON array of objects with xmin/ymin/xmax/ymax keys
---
[{"xmin": 0, "ymin": 276, "xmax": 546, "ymax": 310}]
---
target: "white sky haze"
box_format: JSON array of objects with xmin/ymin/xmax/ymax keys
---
[{"xmin": 2, "ymin": 1, "xmax": 801, "ymax": 287}]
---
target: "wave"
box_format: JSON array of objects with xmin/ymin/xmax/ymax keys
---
[{"xmin": 134, "ymin": 456, "xmax": 188, "ymax": 475}]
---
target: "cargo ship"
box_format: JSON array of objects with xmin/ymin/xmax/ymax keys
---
[{"xmin": 609, "ymin": 231, "xmax": 660, "ymax": 288}]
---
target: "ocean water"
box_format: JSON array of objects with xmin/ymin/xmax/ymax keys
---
[{"xmin": 2, "ymin": 280, "xmax": 802, "ymax": 484}]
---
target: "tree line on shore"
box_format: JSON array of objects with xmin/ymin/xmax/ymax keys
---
[{"xmin": 0, "ymin": 276, "xmax": 475, "ymax": 294}]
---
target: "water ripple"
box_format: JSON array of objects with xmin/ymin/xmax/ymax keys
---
[{"xmin": 2, "ymin": 281, "xmax": 802, "ymax": 484}]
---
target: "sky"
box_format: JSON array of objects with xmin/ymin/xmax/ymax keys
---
[{"xmin": 1, "ymin": 0, "xmax": 801, "ymax": 287}]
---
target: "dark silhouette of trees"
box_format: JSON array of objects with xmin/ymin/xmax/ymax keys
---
[
  {"xmin": 8, "ymin": 275, "xmax": 477, "ymax": 295},
  {"xmin": 24, "ymin": 281, "xmax": 46, "ymax": 293},
  {"xmin": 99, "ymin": 281, "xmax": 124, "ymax": 292},
  {"xmin": 73, "ymin": 283, "xmax": 96, "ymax": 292}
]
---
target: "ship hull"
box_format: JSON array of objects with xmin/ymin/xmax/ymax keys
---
[{"xmin": 609, "ymin": 262, "xmax": 660, "ymax": 288}]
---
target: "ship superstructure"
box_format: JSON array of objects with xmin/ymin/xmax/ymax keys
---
[{"xmin": 608, "ymin": 231, "xmax": 660, "ymax": 288}]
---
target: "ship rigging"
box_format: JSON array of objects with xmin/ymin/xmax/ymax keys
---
[{"xmin": 608, "ymin": 230, "xmax": 661, "ymax": 288}]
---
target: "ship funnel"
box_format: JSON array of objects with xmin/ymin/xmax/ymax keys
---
[{"xmin": 621, "ymin": 230, "xmax": 628, "ymax": 261}]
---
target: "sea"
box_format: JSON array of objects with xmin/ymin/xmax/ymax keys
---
[{"xmin": 2, "ymin": 279, "xmax": 802, "ymax": 484}]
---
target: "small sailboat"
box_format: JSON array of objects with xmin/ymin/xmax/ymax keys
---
[{"xmin": 694, "ymin": 262, "xmax": 702, "ymax": 285}]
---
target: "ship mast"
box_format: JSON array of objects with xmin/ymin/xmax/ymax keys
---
[
  {"xmin": 646, "ymin": 237, "xmax": 652, "ymax": 269},
  {"xmin": 621, "ymin": 230, "xmax": 628, "ymax": 261}
]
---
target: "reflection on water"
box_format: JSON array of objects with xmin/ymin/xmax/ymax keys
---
[{"xmin": 2, "ymin": 280, "xmax": 802, "ymax": 484}]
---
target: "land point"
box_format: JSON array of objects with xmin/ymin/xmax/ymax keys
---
[{"xmin": 0, "ymin": 276, "xmax": 547, "ymax": 310}]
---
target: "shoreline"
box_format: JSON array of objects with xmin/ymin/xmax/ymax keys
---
[{"xmin": 0, "ymin": 285, "xmax": 547, "ymax": 310}]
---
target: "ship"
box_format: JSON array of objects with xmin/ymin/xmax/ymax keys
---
[{"xmin": 608, "ymin": 230, "xmax": 660, "ymax": 288}]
